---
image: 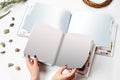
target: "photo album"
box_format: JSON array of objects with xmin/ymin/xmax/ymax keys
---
[{"xmin": 17, "ymin": 2, "xmax": 118, "ymax": 77}]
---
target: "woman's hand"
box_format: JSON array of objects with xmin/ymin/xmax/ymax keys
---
[
  {"xmin": 26, "ymin": 54, "xmax": 40, "ymax": 80},
  {"xmin": 52, "ymin": 66, "xmax": 76, "ymax": 80}
]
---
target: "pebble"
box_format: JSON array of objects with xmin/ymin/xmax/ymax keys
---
[
  {"xmin": 15, "ymin": 48, "xmax": 20, "ymax": 52},
  {"xmin": 0, "ymin": 51, "xmax": 6, "ymax": 54},
  {"xmin": 9, "ymin": 39, "xmax": 13, "ymax": 43},
  {"xmin": 8, "ymin": 63, "xmax": 14, "ymax": 67},
  {"xmin": 15, "ymin": 66, "xmax": 21, "ymax": 71},
  {"xmin": 0, "ymin": 42, "xmax": 5, "ymax": 47},
  {"xmin": 12, "ymin": 17, "xmax": 15, "ymax": 21},
  {"xmin": 4, "ymin": 29, "xmax": 10, "ymax": 34},
  {"xmin": 10, "ymin": 23, "xmax": 14, "ymax": 27}
]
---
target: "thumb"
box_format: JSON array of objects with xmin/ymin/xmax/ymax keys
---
[
  {"xmin": 57, "ymin": 66, "xmax": 67, "ymax": 74},
  {"xmin": 66, "ymin": 68, "xmax": 76, "ymax": 78}
]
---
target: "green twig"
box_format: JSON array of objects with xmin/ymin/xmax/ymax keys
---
[
  {"xmin": 0, "ymin": 0, "xmax": 27, "ymax": 10},
  {"xmin": 0, "ymin": 10, "xmax": 11, "ymax": 19}
]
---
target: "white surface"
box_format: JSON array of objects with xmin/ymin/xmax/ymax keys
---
[{"xmin": 0, "ymin": 0, "xmax": 120, "ymax": 80}]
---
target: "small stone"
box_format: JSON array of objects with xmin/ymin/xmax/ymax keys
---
[
  {"xmin": 10, "ymin": 23, "xmax": 14, "ymax": 27},
  {"xmin": 15, "ymin": 66, "xmax": 21, "ymax": 71},
  {"xmin": 4, "ymin": 29, "xmax": 10, "ymax": 34},
  {"xmin": 15, "ymin": 48, "xmax": 20, "ymax": 52},
  {"xmin": 0, "ymin": 42, "xmax": 5, "ymax": 47},
  {"xmin": 107, "ymin": 50, "xmax": 111, "ymax": 53},
  {"xmin": 106, "ymin": 53, "xmax": 108, "ymax": 55},
  {"xmin": 0, "ymin": 51, "xmax": 6, "ymax": 54},
  {"xmin": 8, "ymin": 63, "xmax": 14, "ymax": 67},
  {"xmin": 9, "ymin": 39, "xmax": 13, "ymax": 43},
  {"xmin": 12, "ymin": 17, "xmax": 15, "ymax": 21}
]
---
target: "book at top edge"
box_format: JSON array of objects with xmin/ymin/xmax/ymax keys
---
[
  {"xmin": 17, "ymin": 3, "xmax": 117, "ymax": 53},
  {"xmin": 18, "ymin": 2, "xmax": 71, "ymax": 37}
]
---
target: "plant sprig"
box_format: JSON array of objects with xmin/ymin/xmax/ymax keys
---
[
  {"xmin": 0, "ymin": 0, "xmax": 27, "ymax": 19},
  {"xmin": 0, "ymin": 10, "xmax": 11, "ymax": 19},
  {"xmin": 0, "ymin": 0, "xmax": 27, "ymax": 10}
]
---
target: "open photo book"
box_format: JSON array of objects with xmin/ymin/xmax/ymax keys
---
[
  {"xmin": 24, "ymin": 23, "xmax": 96, "ymax": 77},
  {"xmin": 18, "ymin": 2, "xmax": 117, "ymax": 57},
  {"xmin": 18, "ymin": 2, "xmax": 118, "ymax": 77}
]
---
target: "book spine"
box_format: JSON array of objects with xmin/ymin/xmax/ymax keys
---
[{"xmin": 54, "ymin": 33, "xmax": 65, "ymax": 65}]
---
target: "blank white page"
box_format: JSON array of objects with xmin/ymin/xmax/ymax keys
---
[
  {"xmin": 68, "ymin": 13, "xmax": 113, "ymax": 47},
  {"xmin": 24, "ymin": 23, "xmax": 63, "ymax": 64},
  {"xmin": 22, "ymin": 3, "xmax": 71, "ymax": 33},
  {"xmin": 55, "ymin": 33, "xmax": 93, "ymax": 68}
]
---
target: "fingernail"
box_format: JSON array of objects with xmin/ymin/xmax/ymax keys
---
[
  {"xmin": 65, "ymin": 64, "xmax": 67, "ymax": 67},
  {"xmin": 34, "ymin": 55, "xmax": 37, "ymax": 58},
  {"xmin": 28, "ymin": 54, "xmax": 30, "ymax": 58}
]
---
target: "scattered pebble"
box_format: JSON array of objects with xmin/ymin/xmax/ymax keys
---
[
  {"xmin": 15, "ymin": 48, "xmax": 20, "ymax": 52},
  {"xmin": 15, "ymin": 66, "xmax": 21, "ymax": 71},
  {"xmin": 0, "ymin": 42, "xmax": 5, "ymax": 48},
  {"xmin": 9, "ymin": 39, "xmax": 13, "ymax": 43},
  {"xmin": 8, "ymin": 63, "xmax": 14, "ymax": 67},
  {"xmin": 12, "ymin": 17, "xmax": 15, "ymax": 21},
  {"xmin": 10, "ymin": 23, "xmax": 14, "ymax": 27},
  {"xmin": 4, "ymin": 29, "xmax": 10, "ymax": 34},
  {"xmin": 0, "ymin": 51, "xmax": 6, "ymax": 54}
]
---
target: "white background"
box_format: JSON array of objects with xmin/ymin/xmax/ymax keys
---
[{"xmin": 0, "ymin": 0, "xmax": 120, "ymax": 80}]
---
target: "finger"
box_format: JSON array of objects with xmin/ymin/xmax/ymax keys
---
[
  {"xmin": 69, "ymin": 68, "xmax": 76, "ymax": 79},
  {"xmin": 66, "ymin": 68, "xmax": 76, "ymax": 78},
  {"xmin": 70, "ymin": 68, "xmax": 76, "ymax": 74},
  {"xmin": 33, "ymin": 55, "xmax": 39, "ymax": 66},
  {"xmin": 57, "ymin": 66, "xmax": 67, "ymax": 74},
  {"xmin": 38, "ymin": 62, "xmax": 41, "ymax": 66},
  {"xmin": 25, "ymin": 54, "xmax": 32, "ymax": 66}
]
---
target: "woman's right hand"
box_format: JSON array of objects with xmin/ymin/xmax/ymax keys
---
[{"xmin": 52, "ymin": 66, "xmax": 76, "ymax": 80}]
